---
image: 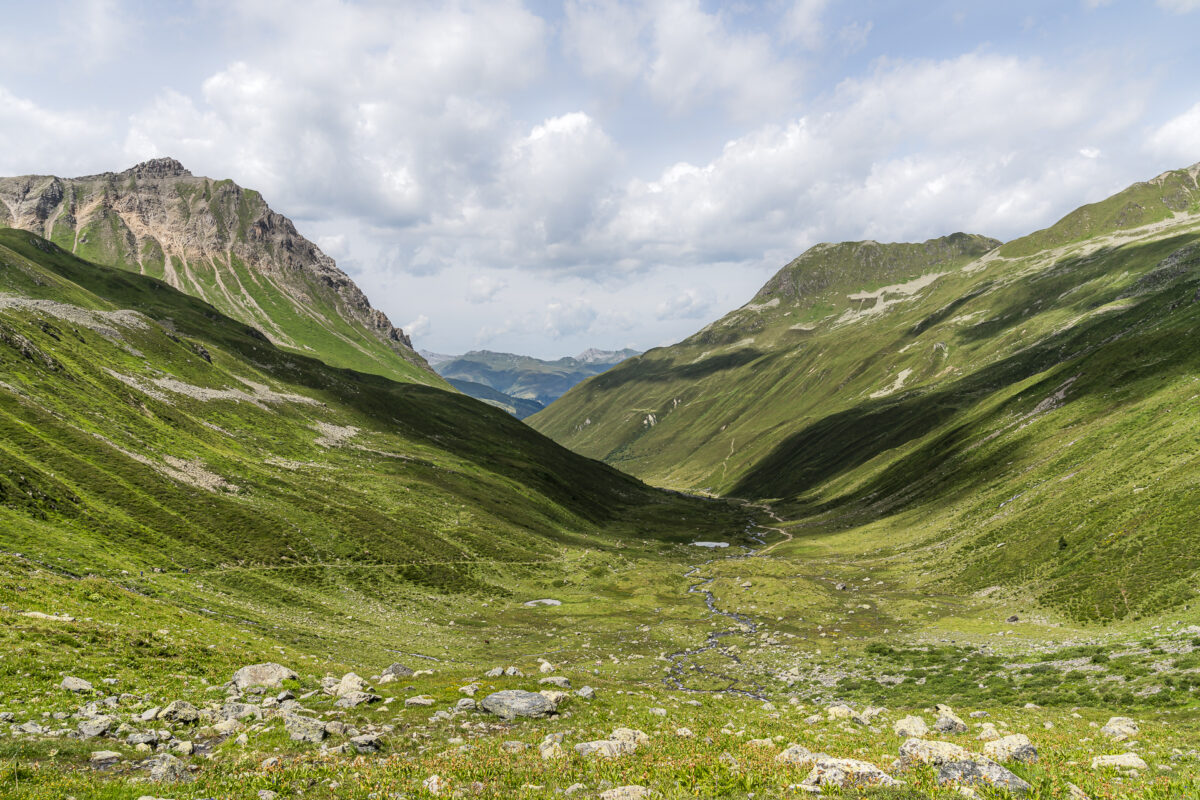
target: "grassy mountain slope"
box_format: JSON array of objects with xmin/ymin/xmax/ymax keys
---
[
  {"xmin": 531, "ymin": 165, "xmax": 1200, "ymax": 621},
  {"xmin": 446, "ymin": 377, "xmax": 545, "ymax": 418},
  {"xmin": 0, "ymin": 158, "xmax": 438, "ymax": 386},
  {"xmin": 431, "ymin": 349, "xmax": 640, "ymax": 409},
  {"xmin": 0, "ymin": 228, "xmax": 739, "ymax": 657}
]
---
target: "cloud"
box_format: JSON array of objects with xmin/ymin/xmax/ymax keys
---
[
  {"xmin": 466, "ymin": 275, "xmax": 507, "ymax": 303},
  {"xmin": 1147, "ymin": 102, "xmax": 1200, "ymax": 164},
  {"xmin": 656, "ymin": 288, "xmax": 712, "ymax": 320},
  {"xmin": 0, "ymin": 85, "xmax": 115, "ymax": 175},
  {"xmin": 1157, "ymin": 0, "xmax": 1200, "ymax": 11},
  {"xmin": 404, "ymin": 314, "xmax": 431, "ymax": 340},
  {"xmin": 563, "ymin": 0, "xmax": 800, "ymax": 119},
  {"xmin": 544, "ymin": 298, "xmax": 598, "ymax": 338},
  {"xmin": 782, "ymin": 0, "xmax": 830, "ymax": 50}
]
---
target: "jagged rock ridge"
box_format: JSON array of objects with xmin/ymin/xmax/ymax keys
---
[{"xmin": 0, "ymin": 158, "xmax": 431, "ymax": 384}]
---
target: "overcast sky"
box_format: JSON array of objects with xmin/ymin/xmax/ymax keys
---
[{"xmin": 3, "ymin": 1, "xmax": 1200, "ymax": 358}]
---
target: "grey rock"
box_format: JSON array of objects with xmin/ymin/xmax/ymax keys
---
[
  {"xmin": 149, "ymin": 753, "xmax": 193, "ymax": 783},
  {"xmin": 934, "ymin": 712, "xmax": 968, "ymax": 734},
  {"xmin": 382, "ymin": 662, "xmax": 414, "ymax": 678},
  {"xmin": 158, "ymin": 700, "xmax": 199, "ymax": 724},
  {"xmin": 61, "ymin": 676, "xmax": 93, "ymax": 693},
  {"xmin": 576, "ymin": 739, "xmax": 636, "ymax": 758},
  {"xmin": 335, "ymin": 691, "xmax": 381, "ymax": 708},
  {"xmin": 576, "ymin": 686, "xmax": 596, "ymax": 700},
  {"xmin": 455, "ymin": 698, "xmax": 477, "ymax": 712},
  {"xmin": 351, "ymin": 733, "xmax": 383, "ymax": 753},
  {"xmin": 77, "ymin": 716, "xmax": 115, "ymax": 739},
  {"xmin": 938, "ymin": 759, "xmax": 1031, "ymax": 795},
  {"xmin": 893, "ymin": 715, "xmax": 929, "ymax": 738},
  {"xmin": 600, "ymin": 786, "xmax": 650, "ymax": 800},
  {"xmin": 89, "ymin": 750, "xmax": 122, "ymax": 765},
  {"xmin": 802, "ymin": 757, "xmax": 902, "ymax": 789},
  {"xmin": 523, "ymin": 598, "xmax": 562, "ymax": 607},
  {"xmin": 501, "ymin": 740, "xmax": 528, "ymax": 753},
  {"xmin": 1101, "ymin": 716, "xmax": 1139, "ymax": 741},
  {"xmin": 231, "ymin": 663, "xmax": 297, "ymax": 689},
  {"xmin": 1092, "ymin": 753, "xmax": 1147, "ymax": 771},
  {"xmin": 480, "ymin": 690, "xmax": 555, "ymax": 720},
  {"xmin": 284, "ymin": 714, "xmax": 326, "ymax": 743},
  {"xmin": 983, "ymin": 734, "xmax": 1038, "ymax": 764},
  {"xmin": 538, "ymin": 676, "xmax": 570, "ymax": 688}
]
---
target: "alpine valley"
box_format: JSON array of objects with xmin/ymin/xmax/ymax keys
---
[{"xmin": 1, "ymin": 159, "xmax": 1199, "ymax": 800}]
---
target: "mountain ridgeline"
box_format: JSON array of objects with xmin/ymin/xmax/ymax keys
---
[
  {"xmin": 0, "ymin": 158, "xmax": 436, "ymax": 386},
  {"xmin": 531, "ymin": 163, "xmax": 1200, "ymax": 621},
  {"xmin": 423, "ymin": 348, "xmax": 640, "ymax": 418}
]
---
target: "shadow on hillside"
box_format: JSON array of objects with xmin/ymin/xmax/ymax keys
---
[
  {"xmin": 587, "ymin": 348, "xmax": 765, "ymax": 392},
  {"xmin": 730, "ymin": 234, "xmax": 1200, "ymax": 504}
]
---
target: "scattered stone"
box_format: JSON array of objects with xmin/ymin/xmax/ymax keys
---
[
  {"xmin": 540, "ymin": 689, "xmax": 569, "ymax": 706},
  {"xmin": 284, "ymin": 715, "xmax": 326, "ymax": 743},
  {"xmin": 600, "ymin": 785, "xmax": 651, "ymax": 800},
  {"xmin": 78, "ymin": 716, "xmax": 115, "ymax": 739},
  {"xmin": 777, "ymin": 744, "xmax": 822, "ymax": 767},
  {"xmin": 172, "ymin": 740, "xmax": 194, "ymax": 756},
  {"xmin": 538, "ymin": 660, "xmax": 555, "ymax": 673},
  {"xmin": 978, "ymin": 723, "xmax": 1001, "ymax": 742},
  {"xmin": 648, "ymin": 707, "xmax": 667, "ymax": 717},
  {"xmin": 1092, "ymin": 753, "xmax": 1147, "ymax": 771},
  {"xmin": 258, "ymin": 791, "xmax": 278, "ymax": 800},
  {"xmin": 158, "ymin": 700, "xmax": 199, "ymax": 724},
  {"xmin": 576, "ymin": 739, "xmax": 635, "ymax": 758},
  {"xmin": 524, "ymin": 599, "xmax": 562, "ymax": 607},
  {"xmin": 406, "ymin": 696, "xmax": 436, "ymax": 707},
  {"xmin": 983, "ymin": 734, "xmax": 1038, "ymax": 764},
  {"xmin": 934, "ymin": 711, "xmax": 969, "ymax": 734},
  {"xmin": 383, "ymin": 662, "xmax": 414, "ymax": 678},
  {"xmin": 90, "ymin": 750, "xmax": 122, "ymax": 765},
  {"xmin": 333, "ymin": 672, "xmax": 366, "ymax": 698},
  {"xmin": 148, "ymin": 754, "xmax": 192, "ymax": 783},
  {"xmin": 539, "ymin": 676, "xmax": 570, "ymax": 688},
  {"xmin": 423, "ymin": 774, "xmax": 444, "ymax": 795},
  {"xmin": 675, "ymin": 727, "xmax": 695, "ymax": 738},
  {"xmin": 231, "ymin": 663, "xmax": 297, "ymax": 689},
  {"xmin": 504, "ymin": 666, "xmax": 523, "ymax": 677},
  {"xmin": 938, "ymin": 760, "xmax": 1031, "ymax": 796},
  {"xmin": 351, "ymin": 733, "xmax": 382, "ymax": 753},
  {"xmin": 480, "ymin": 690, "xmax": 555, "ymax": 720},
  {"xmin": 1101, "ymin": 717, "xmax": 1139, "ymax": 742},
  {"xmin": 455, "ymin": 698, "xmax": 477, "ymax": 712},
  {"xmin": 539, "ymin": 741, "xmax": 565, "ymax": 759},
  {"xmin": 564, "ymin": 783, "xmax": 587, "ymax": 796},
  {"xmin": 576, "ymin": 686, "xmax": 596, "ymax": 700},
  {"xmin": 894, "ymin": 715, "xmax": 929, "ymax": 738},
  {"xmin": 827, "ymin": 703, "xmax": 854, "ymax": 719},
  {"xmin": 801, "ymin": 757, "xmax": 902, "ymax": 789},
  {"xmin": 61, "ymin": 676, "xmax": 93, "ymax": 693},
  {"xmin": 898, "ymin": 738, "xmax": 970, "ymax": 767},
  {"xmin": 484, "ymin": 667, "xmax": 504, "ymax": 678},
  {"xmin": 1067, "ymin": 783, "xmax": 1091, "ymax": 799},
  {"xmin": 335, "ymin": 691, "xmax": 381, "ymax": 708},
  {"xmin": 501, "ymin": 740, "xmax": 527, "ymax": 754}
]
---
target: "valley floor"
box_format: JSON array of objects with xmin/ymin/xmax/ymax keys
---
[{"xmin": 3, "ymin": 506, "xmax": 1199, "ymax": 798}]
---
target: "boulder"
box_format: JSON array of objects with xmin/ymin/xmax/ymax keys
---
[
  {"xmin": 937, "ymin": 759, "xmax": 1031, "ymax": 796},
  {"xmin": 351, "ymin": 733, "xmax": 383, "ymax": 753},
  {"xmin": 231, "ymin": 663, "xmax": 297, "ymax": 689},
  {"xmin": 77, "ymin": 716, "xmax": 115, "ymax": 739},
  {"xmin": 61, "ymin": 676, "xmax": 94, "ymax": 693},
  {"xmin": 333, "ymin": 672, "xmax": 366, "ymax": 698},
  {"xmin": 539, "ymin": 741, "xmax": 565, "ymax": 759},
  {"xmin": 934, "ymin": 711, "xmax": 968, "ymax": 734},
  {"xmin": 284, "ymin": 714, "xmax": 326, "ymax": 743},
  {"xmin": 335, "ymin": 691, "xmax": 381, "ymax": 708},
  {"xmin": 801, "ymin": 757, "xmax": 902, "ymax": 789},
  {"xmin": 1100, "ymin": 716, "xmax": 1139, "ymax": 741},
  {"xmin": 480, "ymin": 690, "xmax": 555, "ymax": 720},
  {"xmin": 983, "ymin": 734, "xmax": 1038, "ymax": 764},
  {"xmin": 612, "ymin": 728, "xmax": 649, "ymax": 746},
  {"xmin": 158, "ymin": 700, "xmax": 199, "ymax": 724},
  {"xmin": 776, "ymin": 744, "xmax": 823, "ymax": 767},
  {"xmin": 382, "ymin": 662, "xmax": 414, "ymax": 678},
  {"xmin": 977, "ymin": 723, "xmax": 1001, "ymax": 742},
  {"xmin": 576, "ymin": 686, "xmax": 596, "ymax": 700},
  {"xmin": 89, "ymin": 750, "xmax": 122, "ymax": 765},
  {"xmin": 600, "ymin": 786, "xmax": 651, "ymax": 800},
  {"xmin": 576, "ymin": 739, "xmax": 635, "ymax": 758},
  {"xmin": 1092, "ymin": 753, "xmax": 1147, "ymax": 771},
  {"xmin": 149, "ymin": 754, "xmax": 193, "ymax": 783},
  {"xmin": 898, "ymin": 738, "xmax": 971, "ymax": 767},
  {"xmin": 893, "ymin": 715, "xmax": 928, "ymax": 738},
  {"xmin": 405, "ymin": 695, "xmax": 435, "ymax": 707},
  {"xmin": 539, "ymin": 676, "xmax": 570, "ymax": 688}
]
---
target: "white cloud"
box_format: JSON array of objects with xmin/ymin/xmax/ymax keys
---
[
  {"xmin": 656, "ymin": 287, "xmax": 712, "ymax": 320},
  {"xmin": 563, "ymin": 0, "xmax": 647, "ymax": 84},
  {"xmin": 0, "ymin": 86, "xmax": 115, "ymax": 176},
  {"xmin": 404, "ymin": 314, "xmax": 431, "ymax": 340},
  {"xmin": 544, "ymin": 298, "xmax": 598, "ymax": 338},
  {"xmin": 1147, "ymin": 102, "xmax": 1200, "ymax": 164},
  {"xmin": 782, "ymin": 0, "xmax": 830, "ymax": 50},
  {"xmin": 466, "ymin": 275, "xmax": 507, "ymax": 303},
  {"xmin": 1157, "ymin": 0, "xmax": 1200, "ymax": 11}
]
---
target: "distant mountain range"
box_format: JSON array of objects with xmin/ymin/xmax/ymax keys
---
[{"xmin": 419, "ymin": 348, "xmax": 639, "ymax": 418}]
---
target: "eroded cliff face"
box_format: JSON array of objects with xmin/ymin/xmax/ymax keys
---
[{"xmin": 0, "ymin": 158, "xmax": 432, "ymax": 382}]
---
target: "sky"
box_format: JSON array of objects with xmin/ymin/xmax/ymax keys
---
[{"xmin": 2, "ymin": 1, "xmax": 1200, "ymax": 358}]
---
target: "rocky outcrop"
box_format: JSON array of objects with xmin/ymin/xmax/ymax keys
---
[{"xmin": 0, "ymin": 159, "xmax": 429, "ymax": 379}]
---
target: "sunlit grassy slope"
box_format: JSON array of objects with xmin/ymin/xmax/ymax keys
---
[
  {"xmin": 531, "ymin": 164, "xmax": 1200, "ymax": 621},
  {"xmin": 0, "ymin": 228, "xmax": 741, "ymax": 645}
]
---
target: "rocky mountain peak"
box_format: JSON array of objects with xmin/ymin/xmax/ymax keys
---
[{"xmin": 121, "ymin": 157, "xmax": 193, "ymax": 180}]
